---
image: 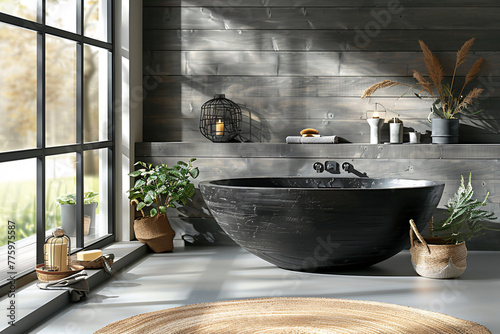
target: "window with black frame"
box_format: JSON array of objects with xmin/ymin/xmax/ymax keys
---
[{"xmin": 0, "ymin": 0, "xmax": 114, "ymax": 286}]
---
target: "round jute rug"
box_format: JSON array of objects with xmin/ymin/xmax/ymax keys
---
[{"xmin": 94, "ymin": 297, "xmax": 490, "ymax": 334}]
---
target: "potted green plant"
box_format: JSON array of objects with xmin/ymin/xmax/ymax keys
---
[
  {"xmin": 56, "ymin": 191, "xmax": 99, "ymax": 236},
  {"xmin": 409, "ymin": 174, "xmax": 497, "ymax": 278},
  {"xmin": 361, "ymin": 38, "xmax": 485, "ymax": 144},
  {"xmin": 127, "ymin": 159, "xmax": 199, "ymax": 252}
]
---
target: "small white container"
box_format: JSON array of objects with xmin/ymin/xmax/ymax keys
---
[
  {"xmin": 389, "ymin": 123, "xmax": 403, "ymax": 144},
  {"xmin": 367, "ymin": 118, "xmax": 384, "ymax": 144},
  {"xmin": 409, "ymin": 132, "xmax": 421, "ymax": 144}
]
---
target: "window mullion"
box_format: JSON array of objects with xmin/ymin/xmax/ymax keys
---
[
  {"xmin": 76, "ymin": 0, "xmax": 83, "ymax": 36},
  {"xmin": 75, "ymin": 152, "xmax": 84, "ymax": 249},
  {"xmin": 108, "ymin": 0, "xmax": 115, "ymax": 235},
  {"xmin": 35, "ymin": 0, "xmax": 46, "ymax": 265},
  {"xmin": 75, "ymin": 0, "xmax": 84, "ymax": 249},
  {"xmin": 36, "ymin": 156, "xmax": 45, "ymax": 265}
]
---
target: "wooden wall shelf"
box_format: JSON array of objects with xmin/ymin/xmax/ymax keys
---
[{"xmin": 137, "ymin": 142, "xmax": 500, "ymax": 160}]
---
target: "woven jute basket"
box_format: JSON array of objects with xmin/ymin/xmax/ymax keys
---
[
  {"xmin": 134, "ymin": 214, "xmax": 175, "ymax": 252},
  {"xmin": 409, "ymin": 219, "xmax": 467, "ymax": 279}
]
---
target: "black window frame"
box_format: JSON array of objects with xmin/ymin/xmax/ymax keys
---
[{"xmin": 0, "ymin": 0, "xmax": 115, "ymax": 288}]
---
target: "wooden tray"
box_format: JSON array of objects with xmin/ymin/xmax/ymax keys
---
[{"xmin": 35, "ymin": 264, "xmax": 84, "ymax": 282}]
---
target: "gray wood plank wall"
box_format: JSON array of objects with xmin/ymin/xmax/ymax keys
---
[
  {"xmin": 143, "ymin": 0, "xmax": 500, "ymax": 143},
  {"xmin": 141, "ymin": 1, "xmax": 500, "ymax": 250}
]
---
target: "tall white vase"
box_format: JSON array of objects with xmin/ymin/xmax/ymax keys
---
[{"xmin": 367, "ymin": 118, "xmax": 384, "ymax": 144}]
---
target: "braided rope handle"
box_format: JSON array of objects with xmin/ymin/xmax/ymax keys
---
[{"xmin": 409, "ymin": 219, "xmax": 431, "ymax": 254}]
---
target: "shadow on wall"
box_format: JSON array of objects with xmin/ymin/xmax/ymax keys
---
[
  {"xmin": 236, "ymin": 106, "xmax": 271, "ymax": 143},
  {"xmin": 460, "ymin": 114, "xmax": 500, "ymax": 143}
]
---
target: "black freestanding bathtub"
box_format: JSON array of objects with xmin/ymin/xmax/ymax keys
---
[{"xmin": 200, "ymin": 177, "xmax": 444, "ymax": 272}]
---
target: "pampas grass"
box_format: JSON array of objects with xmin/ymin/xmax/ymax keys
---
[
  {"xmin": 361, "ymin": 80, "xmax": 411, "ymax": 99},
  {"xmin": 458, "ymin": 87, "xmax": 484, "ymax": 112},
  {"xmin": 464, "ymin": 58, "xmax": 484, "ymax": 86},
  {"xmin": 419, "ymin": 40, "xmax": 444, "ymax": 101},
  {"xmin": 456, "ymin": 38, "xmax": 475, "ymax": 68},
  {"xmin": 412, "ymin": 70, "xmax": 434, "ymax": 96},
  {"xmin": 361, "ymin": 38, "xmax": 485, "ymax": 120}
]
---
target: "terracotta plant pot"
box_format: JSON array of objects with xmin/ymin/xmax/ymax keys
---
[
  {"xmin": 134, "ymin": 214, "xmax": 175, "ymax": 252},
  {"xmin": 409, "ymin": 219, "xmax": 467, "ymax": 279}
]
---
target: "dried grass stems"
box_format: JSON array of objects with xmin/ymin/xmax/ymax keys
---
[
  {"xmin": 412, "ymin": 70, "xmax": 433, "ymax": 96},
  {"xmin": 360, "ymin": 80, "xmax": 411, "ymax": 99},
  {"xmin": 361, "ymin": 38, "xmax": 485, "ymax": 119},
  {"xmin": 419, "ymin": 40, "xmax": 444, "ymax": 102}
]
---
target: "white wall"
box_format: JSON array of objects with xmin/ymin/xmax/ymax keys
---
[{"xmin": 114, "ymin": 0, "xmax": 143, "ymax": 241}]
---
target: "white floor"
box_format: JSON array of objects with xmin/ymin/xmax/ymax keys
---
[{"xmin": 29, "ymin": 245, "xmax": 500, "ymax": 333}]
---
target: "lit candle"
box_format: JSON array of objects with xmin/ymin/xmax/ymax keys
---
[
  {"xmin": 372, "ymin": 112, "xmax": 379, "ymax": 119},
  {"xmin": 216, "ymin": 119, "xmax": 224, "ymax": 136}
]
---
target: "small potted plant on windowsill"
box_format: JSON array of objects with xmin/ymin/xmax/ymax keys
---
[
  {"xmin": 361, "ymin": 38, "xmax": 486, "ymax": 144},
  {"xmin": 127, "ymin": 159, "xmax": 199, "ymax": 252},
  {"xmin": 56, "ymin": 191, "xmax": 98, "ymax": 236},
  {"xmin": 409, "ymin": 174, "xmax": 497, "ymax": 278}
]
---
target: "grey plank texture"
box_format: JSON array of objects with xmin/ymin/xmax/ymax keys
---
[
  {"xmin": 143, "ymin": 1, "xmax": 500, "ymax": 144},
  {"xmin": 144, "ymin": 0, "xmax": 500, "ymax": 7},
  {"xmin": 144, "ymin": 7, "xmax": 500, "ymax": 30},
  {"xmin": 141, "ymin": 1, "xmax": 500, "ymax": 250},
  {"xmin": 144, "ymin": 30, "xmax": 500, "ymax": 52}
]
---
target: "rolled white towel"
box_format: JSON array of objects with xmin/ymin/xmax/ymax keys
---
[
  {"xmin": 285, "ymin": 136, "xmax": 302, "ymax": 144},
  {"xmin": 286, "ymin": 136, "xmax": 338, "ymax": 144}
]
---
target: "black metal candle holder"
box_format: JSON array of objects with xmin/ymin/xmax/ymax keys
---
[{"xmin": 199, "ymin": 94, "xmax": 242, "ymax": 142}]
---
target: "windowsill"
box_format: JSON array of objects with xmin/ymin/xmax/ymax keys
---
[
  {"xmin": 0, "ymin": 241, "xmax": 148, "ymax": 334},
  {"xmin": 0, "ymin": 230, "xmax": 112, "ymax": 289}
]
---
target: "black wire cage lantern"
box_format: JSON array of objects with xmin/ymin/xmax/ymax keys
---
[{"xmin": 199, "ymin": 94, "xmax": 242, "ymax": 142}]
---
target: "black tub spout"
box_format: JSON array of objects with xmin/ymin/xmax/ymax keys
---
[{"xmin": 313, "ymin": 162, "xmax": 324, "ymax": 173}]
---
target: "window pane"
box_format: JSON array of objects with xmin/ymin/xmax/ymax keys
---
[
  {"xmin": 46, "ymin": 154, "xmax": 76, "ymax": 249},
  {"xmin": 46, "ymin": 0, "xmax": 76, "ymax": 33},
  {"xmin": 0, "ymin": 23, "xmax": 37, "ymax": 152},
  {"xmin": 46, "ymin": 35, "xmax": 77, "ymax": 147},
  {"xmin": 0, "ymin": 0, "xmax": 37, "ymax": 21},
  {"xmin": 85, "ymin": 0, "xmax": 108, "ymax": 41},
  {"xmin": 84, "ymin": 45, "xmax": 109, "ymax": 142},
  {"xmin": 0, "ymin": 159, "xmax": 37, "ymax": 283},
  {"xmin": 84, "ymin": 149, "xmax": 109, "ymax": 245}
]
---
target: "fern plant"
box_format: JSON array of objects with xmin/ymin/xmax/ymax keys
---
[
  {"xmin": 432, "ymin": 174, "xmax": 497, "ymax": 244},
  {"xmin": 127, "ymin": 159, "xmax": 199, "ymax": 218}
]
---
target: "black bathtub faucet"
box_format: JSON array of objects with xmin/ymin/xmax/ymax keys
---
[
  {"xmin": 313, "ymin": 161, "xmax": 368, "ymax": 177},
  {"xmin": 313, "ymin": 161, "xmax": 339, "ymax": 174},
  {"xmin": 342, "ymin": 162, "xmax": 368, "ymax": 178}
]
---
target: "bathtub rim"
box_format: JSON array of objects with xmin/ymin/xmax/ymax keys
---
[{"xmin": 199, "ymin": 176, "xmax": 445, "ymax": 191}]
